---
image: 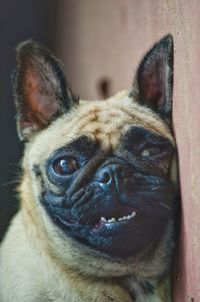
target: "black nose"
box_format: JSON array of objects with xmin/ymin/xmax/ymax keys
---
[{"xmin": 95, "ymin": 164, "xmax": 131, "ymax": 191}]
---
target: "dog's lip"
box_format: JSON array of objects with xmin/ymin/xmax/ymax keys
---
[
  {"xmin": 56, "ymin": 207, "xmax": 141, "ymax": 230},
  {"xmin": 55, "ymin": 210, "xmax": 144, "ymax": 243},
  {"xmin": 75, "ymin": 205, "xmax": 139, "ymax": 226}
]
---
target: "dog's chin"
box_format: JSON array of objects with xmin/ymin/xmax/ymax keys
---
[{"xmin": 52, "ymin": 194, "xmax": 173, "ymax": 259}]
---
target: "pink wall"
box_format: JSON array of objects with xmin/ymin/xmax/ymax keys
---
[{"xmin": 57, "ymin": 1, "xmax": 200, "ymax": 300}]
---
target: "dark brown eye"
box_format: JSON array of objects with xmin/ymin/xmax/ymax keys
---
[{"xmin": 53, "ymin": 158, "xmax": 79, "ymax": 176}]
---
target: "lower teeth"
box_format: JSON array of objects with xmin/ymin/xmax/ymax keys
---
[{"xmin": 101, "ymin": 211, "xmax": 136, "ymax": 223}]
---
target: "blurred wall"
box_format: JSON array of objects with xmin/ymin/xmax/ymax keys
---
[
  {"xmin": 1, "ymin": 1, "xmax": 200, "ymax": 301},
  {"xmin": 56, "ymin": 1, "xmax": 200, "ymax": 301},
  {"xmin": 0, "ymin": 0, "xmax": 58, "ymax": 241}
]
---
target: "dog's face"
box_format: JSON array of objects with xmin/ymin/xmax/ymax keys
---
[{"xmin": 14, "ymin": 35, "xmax": 177, "ymax": 278}]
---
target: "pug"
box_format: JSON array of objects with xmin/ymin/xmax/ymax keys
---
[{"xmin": 0, "ymin": 35, "xmax": 178, "ymax": 302}]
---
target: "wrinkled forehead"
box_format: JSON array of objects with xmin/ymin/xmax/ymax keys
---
[
  {"xmin": 27, "ymin": 91, "xmax": 173, "ymax": 161},
  {"xmin": 66, "ymin": 103, "xmax": 138, "ymax": 148}
]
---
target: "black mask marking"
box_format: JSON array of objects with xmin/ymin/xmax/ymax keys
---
[{"xmin": 39, "ymin": 128, "xmax": 177, "ymax": 259}]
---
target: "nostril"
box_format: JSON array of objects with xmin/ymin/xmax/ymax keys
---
[{"xmin": 101, "ymin": 171, "xmax": 111, "ymax": 183}]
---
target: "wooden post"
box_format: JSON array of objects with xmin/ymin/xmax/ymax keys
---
[{"xmin": 57, "ymin": 1, "xmax": 200, "ymax": 300}]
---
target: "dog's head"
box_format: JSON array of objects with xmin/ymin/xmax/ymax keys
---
[{"xmin": 14, "ymin": 35, "xmax": 178, "ymax": 278}]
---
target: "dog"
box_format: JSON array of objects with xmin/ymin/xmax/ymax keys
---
[{"xmin": 0, "ymin": 35, "xmax": 178, "ymax": 302}]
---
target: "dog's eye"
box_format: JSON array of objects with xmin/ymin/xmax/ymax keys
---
[
  {"xmin": 141, "ymin": 146, "xmax": 161, "ymax": 157},
  {"xmin": 53, "ymin": 158, "xmax": 79, "ymax": 175}
]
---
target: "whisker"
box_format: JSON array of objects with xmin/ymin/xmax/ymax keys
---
[
  {"xmin": 151, "ymin": 187, "xmax": 161, "ymax": 191},
  {"xmin": 77, "ymin": 212, "xmax": 85, "ymax": 224},
  {"xmin": 0, "ymin": 180, "xmax": 19, "ymax": 187},
  {"xmin": 159, "ymin": 202, "xmax": 171, "ymax": 210}
]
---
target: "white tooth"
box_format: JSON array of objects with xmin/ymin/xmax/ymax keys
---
[
  {"xmin": 110, "ymin": 218, "xmax": 116, "ymax": 222},
  {"xmin": 117, "ymin": 212, "xmax": 136, "ymax": 221},
  {"xmin": 131, "ymin": 211, "xmax": 136, "ymax": 217},
  {"xmin": 107, "ymin": 218, "xmax": 116, "ymax": 223},
  {"xmin": 101, "ymin": 217, "xmax": 107, "ymax": 223}
]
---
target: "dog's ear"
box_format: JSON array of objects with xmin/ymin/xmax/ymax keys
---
[
  {"xmin": 14, "ymin": 40, "xmax": 76, "ymax": 141},
  {"xmin": 135, "ymin": 35, "xmax": 173, "ymax": 124}
]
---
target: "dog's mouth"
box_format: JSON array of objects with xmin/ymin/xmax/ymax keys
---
[
  {"xmin": 44, "ymin": 178, "xmax": 175, "ymax": 259},
  {"xmin": 78, "ymin": 202, "xmax": 139, "ymax": 226},
  {"xmin": 57, "ymin": 203, "xmax": 139, "ymax": 228},
  {"xmin": 55, "ymin": 199, "xmax": 172, "ymax": 259}
]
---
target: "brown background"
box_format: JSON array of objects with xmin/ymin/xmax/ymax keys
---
[{"xmin": 0, "ymin": 1, "xmax": 199, "ymax": 301}]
